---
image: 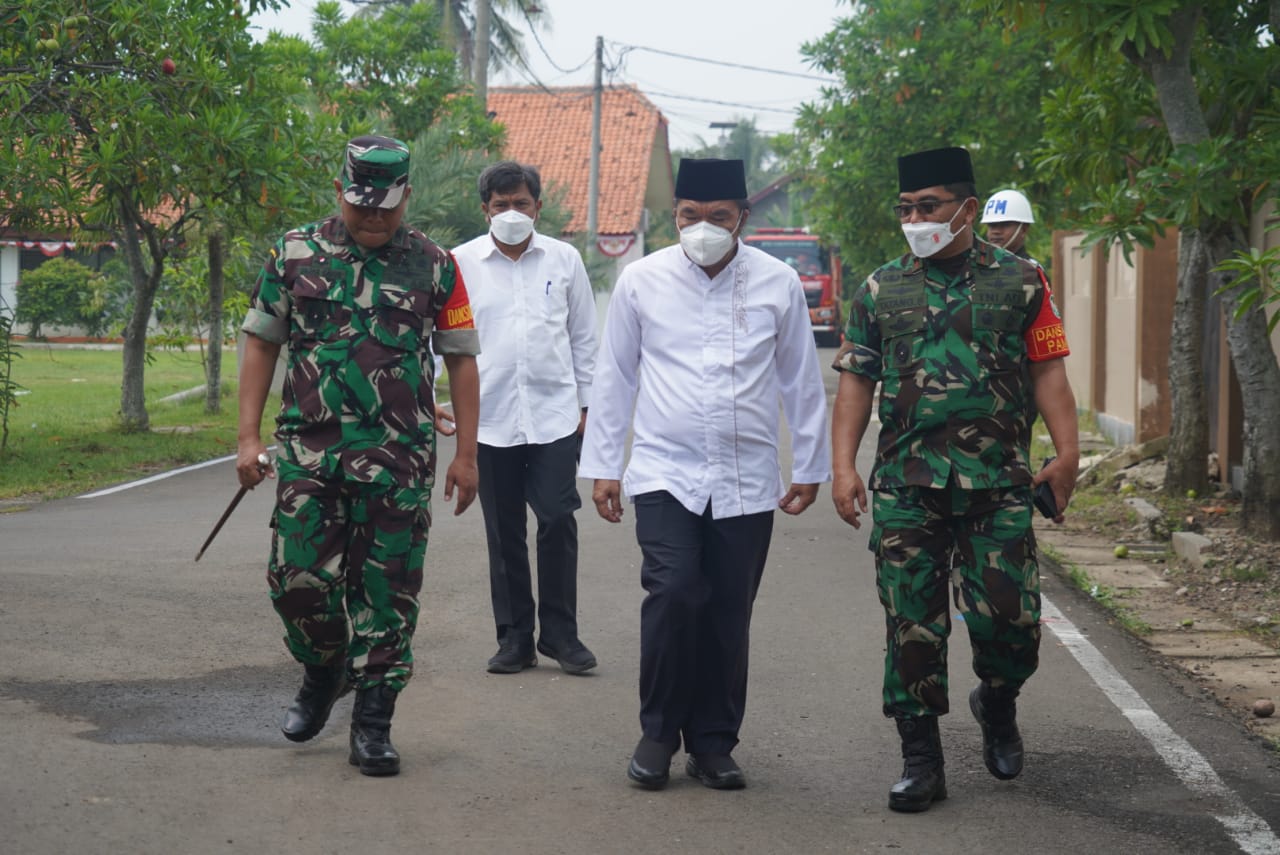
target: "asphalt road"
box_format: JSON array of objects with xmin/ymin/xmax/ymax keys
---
[{"xmin": 2, "ymin": 346, "xmax": 1278, "ymax": 855}]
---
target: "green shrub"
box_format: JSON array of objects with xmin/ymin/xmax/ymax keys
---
[{"xmin": 14, "ymin": 257, "xmax": 110, "ymax": 338}]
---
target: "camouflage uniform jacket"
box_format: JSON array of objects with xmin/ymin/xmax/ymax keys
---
[
  {"xmin": 242, "ymin": 215, "xmax": 480, "ymax": 490},
  {"xmin": 834, "ymin": 239, "xmax": 1067, "ymax": 492}
]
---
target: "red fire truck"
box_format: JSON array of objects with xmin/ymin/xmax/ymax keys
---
[{"xmin": 742, "ymin": 227, "xmax": 843, "ymax": 346}]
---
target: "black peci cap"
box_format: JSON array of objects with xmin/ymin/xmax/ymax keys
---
[
  {"xmin": 675, "ymin": 158, "xmax": 748, "ymax": 201},
  {"xmin": 897, "ymin": 146, "xmax": 974, "ymax": 193}
]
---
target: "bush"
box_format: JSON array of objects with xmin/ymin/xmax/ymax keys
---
[{"xmin": 14, "ymin": 257, "xmax": 110, "ymax": 338}]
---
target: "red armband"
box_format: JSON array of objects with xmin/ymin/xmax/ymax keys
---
[
  {"xmin": 437, "ymin": 259, "xmax": 476, "ymax": 331},
  {"xmin": 1023, "ymin": 273, "xmax": 1070, "ymax": 361}
]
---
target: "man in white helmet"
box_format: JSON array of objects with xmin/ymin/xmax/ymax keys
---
[{"xmin": 981, "ymin": 189, "xmax": 1036, "ymax": 263}]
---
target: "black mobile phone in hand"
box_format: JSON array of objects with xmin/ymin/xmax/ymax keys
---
[{"xmin": 1033, "ymin": 457, "xmax": 1058, "ymax": 518}]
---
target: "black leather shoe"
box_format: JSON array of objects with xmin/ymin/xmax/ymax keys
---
[
  {"xmin": 281, "ymin": 664, "xmax": 350, "ymax": 743},
  {"xmin": 627, "ymin": 736, "xmax": 675, "ymax": 790},
  {"xmin": 487, "ymin": 639, "xmax": 537, "ymax": 674},
  {"xmin": 686, "ymin": 753, "xmax": 746, "ymax": 790},
  {"xmin": 536, "ymin": 638, "xmax": 597, "ymax": 675},
  {"xmin": 349, "ymin": 684, "xmax": 400, "ymax": 777},
  {"xmin": 889, "ymin": 716, "xmax": 947, "ymax": 813},
  {"xmin": 970, "ymin": 684, "xmax": 1024, "ymax": 780}
]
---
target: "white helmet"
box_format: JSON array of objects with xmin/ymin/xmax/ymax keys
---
[{"xmin": 981, "ymin": 189, "xmax": 1034, "ymax": 224}]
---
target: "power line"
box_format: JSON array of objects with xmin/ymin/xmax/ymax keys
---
[
  {"xmin": 608, "ymin": 40, "xmax": 838, "ymax": 84},
  {"xmin": 517, "ymin": 2, "xmax": 594, "ymax": 75},
  {"xmin": 640, "ymin": 90, "xmax": 800, "ymax": 115},
  {"xmin": 498, "ymin": 61, "xmax": 597, "ymax": 104}
]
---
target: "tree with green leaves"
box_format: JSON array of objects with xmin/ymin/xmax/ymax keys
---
[
  {"xmin": 433, "ymin": 0, "xmax": 547, "ymax": 84},
  {"xmin": 972, "ymin": 0, "xmax": 1280, "ymax": 539},
  {"xmin": 298, "ymin": 1, "xmax": 499, "ymax": 146},
  {"xmin": 1215, "ymin": 229, "xmax": 1280, "ymax": 335},
  {"xmin": 257, "ymin": 1, "xmax": 504, "ymax": 234},
  {"xmin": 1, "ymin": 0, "xmax": 336, "ymax": 431},
  {"xmin": 789, "ymin": 1, "xmax": 1064, "ymax": 279}
]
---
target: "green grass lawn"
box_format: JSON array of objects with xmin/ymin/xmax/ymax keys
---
[{"xmin": 0, "ymin": 346, "xmax": 274, "ymax": 502}]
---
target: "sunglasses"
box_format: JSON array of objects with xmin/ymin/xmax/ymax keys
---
[{"xmin": 893, "ymin": 197, "xmax": 961, "ymax": 219}]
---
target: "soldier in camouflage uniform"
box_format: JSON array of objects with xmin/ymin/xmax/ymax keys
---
[
  {"xmin": 236, "ymin": 135, "xmax": 481, "ymax": 777},
  {"xmin": 830, "ymin": 147, "xmax": 1079, "ymax": 812}
]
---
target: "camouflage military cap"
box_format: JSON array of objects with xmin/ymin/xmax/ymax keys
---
[{"xmin": 341, "ymin": 135, "xmax": 410, "ymax": 209}]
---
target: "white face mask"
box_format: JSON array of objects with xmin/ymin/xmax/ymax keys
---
[
  {"xmin": 490, "ymin": 209, "xmax": 535, "ymax": 245},
  {"xmin": 679, "ymin": 219, "xmax": 739, "ymax": 267},
  {"xmin": 901, "ymin": 202, "xmax": 969, "ymax": 258}
]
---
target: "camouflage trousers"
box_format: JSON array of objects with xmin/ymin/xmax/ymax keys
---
[
  {"xmin": 870, "ymin": 482, "xmax": 1041, "ymax": 718},
  {"xmin": 269, "ymin": 460, "xmax": 431, "ymax": 693}
]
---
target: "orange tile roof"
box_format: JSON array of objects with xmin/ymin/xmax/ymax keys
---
[{"xmin": 487, "ymin": 85, "xmax": 670, "ymax": 236}]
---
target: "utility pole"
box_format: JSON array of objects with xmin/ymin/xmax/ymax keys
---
[
  {"xmin": 586, "ymin": 35, "xmax": 602, "ymax": 264},
  {"xmin": 473, "ymin": 0, "xmax": 490, "ymax": 105}
]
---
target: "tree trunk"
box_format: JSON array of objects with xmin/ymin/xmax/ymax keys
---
[
  {"xmin": 1214, "ymin": 227, "xmax": 1280, "ymax": 539},
  {"xmin": 205, "ymin": 230, "xmax": 224, "ymax": 414},
  {"xmin": 1146, "ymin": 6, "xmax": 1280, "ymax": 539},
  {"xmin": 1164, "ymin": 228, "xmax": 1211, "ymax": 495},
  {"xmin": 117, "ymin": 202, "xmax": 159, "ymax": 433},
  {"xmin": 1145, "ymin": 6, "xmax": 1213, "ymax": 497},
  {"xmin": 472, "ymin": 0, "xmax": 490, "ymax": 104}
]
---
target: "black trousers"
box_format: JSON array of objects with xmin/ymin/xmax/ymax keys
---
[
  {"xmin": 634, "ymin": 491, "xmax": 774, "ymax": 755},
  {"xmin": 476, "ymin": 432, "xmax": 582, "ymax": 646}
]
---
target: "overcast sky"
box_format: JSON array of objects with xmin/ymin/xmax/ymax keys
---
[{"xmin": 249, "ymin": 0, "xmax": 844, "ymax": 150}]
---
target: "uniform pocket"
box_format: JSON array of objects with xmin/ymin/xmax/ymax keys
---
[
  {"xmin": 290, "ymin": 274, "xmax": 349, "ymax": 342},
  {"xmin": 371, "ymin": 281, "xmax": 430, "ymax": 351},
  {"xmin": 879, "ymin": 307, "xmax": 925, "ymax": 375},
  {"xmin": 972, "ymin": 304, "xmax": 1022, "ymax": 334},
  {"xmin": 971, "ymin": 304, "xmax": 1022, "ymax": 376},
  {"xmin": 883, "ymin": 333, "xmax": 921, "ymax": 376},
  {"xmin": 879, "ymin": 306, "xmax": 926, "ymax": 338}
]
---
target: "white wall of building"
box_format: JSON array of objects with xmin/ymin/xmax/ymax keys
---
[{"xmin": 0, "ymin": 245, "xmax": 17, "ymax": 317}]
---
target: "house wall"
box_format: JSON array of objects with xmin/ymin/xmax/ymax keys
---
[
  {"xmin": 1056, "ymin": 232, "xmax": 1094, "ymax": 409},
  {"xmin": 1136, "ymin": 230, "xmax": 1178, "ymax": 441},
  {"xmin": 1100, "ymin": 242, "xmax": 1139, "ymax": 445},
  {"xmin": 0, "ymin": 245, "xmax": 16, "ymax": 317},
  {"xmin": 1053, "ymin": 230, "xmax": 1180, "ymax": 448},
  {"xmin": 1254, "ymin": 199, "xmax": 1280, "ymax": 357},
  {"xmin": 1054, "ymin": 215, "xmax": 1279, "ymax": 488}
]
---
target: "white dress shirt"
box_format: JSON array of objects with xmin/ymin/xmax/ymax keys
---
[
  {"xmin": 452, "ymin": 229, "xmax": 598, "ymax": 447},
  {"xmin": 579, "ymin": 242, "xmax": 831, "ymax": 519}
]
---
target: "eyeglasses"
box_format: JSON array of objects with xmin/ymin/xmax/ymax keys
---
[{"xmin": 892, "ymin": 197, "xmax": 961, "ymax": 220}]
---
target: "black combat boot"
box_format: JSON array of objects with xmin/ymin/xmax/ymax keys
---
[
  {"xmin": 280, "ymin": 664, "xmax": 350, "ymax": 743},
  {"xmin": 889, "ymin": 716, "xmax": 947, "ymax": 813},
  {"xmin": 349, "ymin": 684, "xmax": 401, "ymax": 777},
  {"xmin": 970, "ymin": 682, "xmax": 1023, "ymax": 780}
]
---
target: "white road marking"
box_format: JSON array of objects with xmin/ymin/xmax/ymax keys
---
[
  {"xmin": 78, "ymin": 453, "xmax": 239, "ymax": 498},
  {"xmin": 1042, "ymin": 595, "xmax": 1279, "ymax": 854}
]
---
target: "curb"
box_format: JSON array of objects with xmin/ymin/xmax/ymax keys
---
[{"xmin": 1037, "ymin": 521, "xmax": 1280, "ymax": 744}]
